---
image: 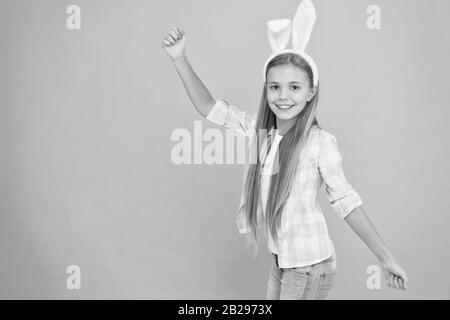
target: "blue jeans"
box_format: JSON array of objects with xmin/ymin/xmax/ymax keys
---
[{"xmin": 266, "ymin": 253, "xmax": 337, "ymax": 300}]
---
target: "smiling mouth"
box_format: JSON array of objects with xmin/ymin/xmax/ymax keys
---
[{"xmin": 276, "ymin": 104, "xmax": 295, "ymax": 110}]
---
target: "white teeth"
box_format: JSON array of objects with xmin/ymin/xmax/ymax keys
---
[{"xmin": 277, "ymin": 104, "xmax": 294, "ymax": 110}]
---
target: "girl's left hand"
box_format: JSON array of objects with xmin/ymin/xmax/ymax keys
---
[{"xmin": 381, "ymin": 259, "xmax": 409, "ymax": 290}]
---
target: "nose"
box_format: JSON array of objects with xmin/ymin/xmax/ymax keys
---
[{"xmin": 279, "ymin": 87, "xmax": 289, "ymax": 99}]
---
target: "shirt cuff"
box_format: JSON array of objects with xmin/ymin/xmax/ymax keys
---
[
  {"xmin": 237, "ymin": 210, "xmax": 251, "ymax": 234},
  {"xmin": 331, "ymin": 189, "xmax": 363, "ymax": 219},
  {"xmin": 238, "ymin": 227, "xmax": 251, "ymax": 234},
  {"xmin": 206, "ymin": 99, "xmax": 228, "ymax": 126}
]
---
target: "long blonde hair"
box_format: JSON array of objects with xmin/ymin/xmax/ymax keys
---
[{"xmin": 243, "ymin": 53, "xmax": 321, "ymax": 254}]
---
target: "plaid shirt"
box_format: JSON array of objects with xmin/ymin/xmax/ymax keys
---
[{"xmin": 206, "ymin": 99, "xmax": 362, "ymax": 268}]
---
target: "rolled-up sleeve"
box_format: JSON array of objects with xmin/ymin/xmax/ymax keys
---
[
  {"xmin": 206, "ymin": 99, "xmax": 255, "ymax": 136},
  {"xmin": 237, "ymin": 208, "xmax": 252, "ymax": 234},
  {"xmin": 318, "ymin": 132, "xmax": 362, "ymax": 219}
]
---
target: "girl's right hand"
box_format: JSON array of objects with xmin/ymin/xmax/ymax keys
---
[{"xmin": 162, "ymin": 26, "xmax": 187, "ymax": 61}]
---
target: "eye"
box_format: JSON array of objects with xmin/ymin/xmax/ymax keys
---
[
  {"xmin": 269, "ymin": 85, "xmax": 279, "ymax": 90},
  {"xmin": 291, "ymin": 86, "xmax": 301, "ymax": 90}
]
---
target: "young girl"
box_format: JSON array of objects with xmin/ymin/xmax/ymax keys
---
[{"xmin": 162, "ymin": 11, "xmax": 408, "ymax": 299}]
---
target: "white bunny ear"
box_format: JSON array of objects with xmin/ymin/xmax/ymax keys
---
[
  {"xmin": 266, "ymin": 19, "xmax": 291, "ymax": 52},
  {"xmin": 292, "ymin": 0, "xmax": 316, "ymax": 51}
]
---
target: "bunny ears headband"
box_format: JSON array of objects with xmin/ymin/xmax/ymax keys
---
[{"xmin": 263, "ymin": 0, "xmax": 319, "ymax": 87}]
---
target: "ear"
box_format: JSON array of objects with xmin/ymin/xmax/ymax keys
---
[{"xmin": 307, "ymin": 86, "xmax": 317, "ymax": 102}]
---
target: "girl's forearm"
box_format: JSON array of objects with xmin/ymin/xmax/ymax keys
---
[
  {"xmin": 344, "ymin": 206, "xmax": 395, "ymax": 263},
  {"xmin": 172, "ymin": 54, "xmax": 215, "ymax": 117}
]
